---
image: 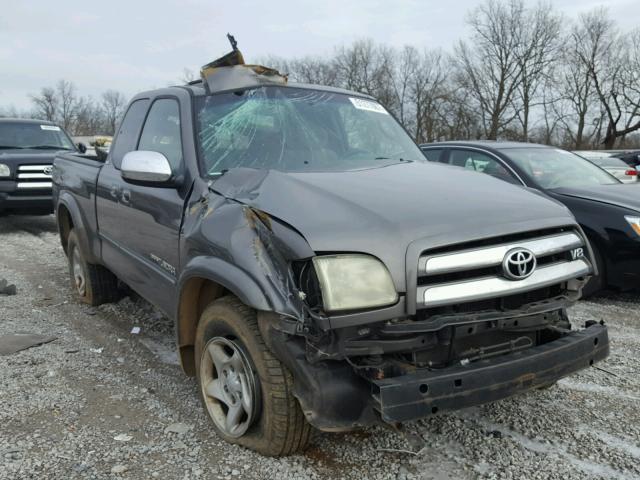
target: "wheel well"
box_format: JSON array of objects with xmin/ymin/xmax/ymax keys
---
[
  {"xmin": 57, "ymin": 205, "xmax": 74, "ymax": 254},
  {"xmin": 177, "ymin": 277, "xmax": 228, "ymax": 376}
]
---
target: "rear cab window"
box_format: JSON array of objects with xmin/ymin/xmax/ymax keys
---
[
  {"xmin": 137, "ymin": 98, "xmax": 183, "ymax": 171},
  {"xmin": 110, "ymin": 99, "xmax": 150, "ymax": 169}
]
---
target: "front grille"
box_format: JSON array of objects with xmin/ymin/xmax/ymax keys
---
[
  {"xmin": 416, "ymin": 229, "xmax": 591, "ymax": 309},
  {"xmin": 16, "ymin": 165, "xmax": 52, "ymax": 190}
]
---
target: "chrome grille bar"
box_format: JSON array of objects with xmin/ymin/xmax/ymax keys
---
[
  {"xmin": 17, "ymin": 165, "xmax": 50, "ymax": 171},
  {"xmin": 17, "ymin": 173, "xmax": 52, "ymax": 179},
  {"xmin": 16, "ymin": 182, "xmax": 52, "ymax": 189},
  {"xmin": 419, "ymin": 232, "xmax": 583, "ymax": 276},
  {"xmin": 15, "ymin": 165, "xmax": 53, "ymax": 189},
  {"xmin": 417, "ymin": 259, "xmax": 591, "ymax": 308}
]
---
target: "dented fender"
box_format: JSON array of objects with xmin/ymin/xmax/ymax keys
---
[{"xmin": 179, "ymin": 187, "xmax": 313, "ymax": 319}]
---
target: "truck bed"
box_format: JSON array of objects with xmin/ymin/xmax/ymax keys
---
[{"xmin": 52, "ymin": 152, "xmax": 105, "ymax": 260}]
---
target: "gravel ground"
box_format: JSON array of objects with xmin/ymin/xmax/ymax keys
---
[{"xmin": 1, "ymin": 214, "xmax": 639, "ymax": 480}]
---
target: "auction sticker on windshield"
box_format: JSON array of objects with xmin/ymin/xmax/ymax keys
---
[
  {"xmin": 40, "ymin": 125, "xmax": 61, "ymax": 131},
  {"xmin": 349, "ymin": 97, "xmax": 389, "ymax": 115}
]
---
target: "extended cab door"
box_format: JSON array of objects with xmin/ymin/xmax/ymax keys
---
[{"xmin": 96, "ymin": 96, "xmax": 189, "ymax": 315}]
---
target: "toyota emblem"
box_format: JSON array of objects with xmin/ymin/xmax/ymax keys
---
[{"xmin": 502, "ymin": 248, "xmax": 537, "ymax": 280}]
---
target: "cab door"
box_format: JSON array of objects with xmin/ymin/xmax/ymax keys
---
[{"xmin": 97, "ymin": 97, "xmax": 188, "ymax": 315}]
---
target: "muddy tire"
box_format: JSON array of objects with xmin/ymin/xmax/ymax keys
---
[
  {"xmin": 66, "ymin": 230, "xmax": 119, "ymax": 306},
  {"xmin": 195, "ymin": 295, "xmax": 311, "ymax": 456}
]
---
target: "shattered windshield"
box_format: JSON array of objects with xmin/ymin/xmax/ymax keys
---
[{"xmin": 195, "ymin": 86, "xmax": 424, "ymax": 175}]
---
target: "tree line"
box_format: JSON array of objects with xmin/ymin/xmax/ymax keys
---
[
  {"xmin": 265, "ymin": 1, "xmax": 640, "ymax": 149},
  {"xmin": 0, "ymin": 80, "xmax": 127, "ymax": 137},
  {"xmin": 1, "ymin": 0, "xmax": 638, "ymax": 149}
]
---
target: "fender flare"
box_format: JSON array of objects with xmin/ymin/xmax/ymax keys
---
[
  {"xmin": 177, "ymin": 256, "xmax": 272, "ymax": 313},
  {"xmin": 56, "ymin": 192, "xmax": 101, "ymax": 264},
  {"xmin": 174, "ymin": 256, "xmax": 274, "ymax": 375}
]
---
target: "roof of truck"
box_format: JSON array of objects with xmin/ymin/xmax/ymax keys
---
[{"xmin": 179, "ymin": 80, "xmax": 374, "ymax": 99}]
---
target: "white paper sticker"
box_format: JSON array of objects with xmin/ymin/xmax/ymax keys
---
[
  {"xmin": 349, "ymin": 97, "xmax": 389, "ymax": 115},
  {"xmin": 40, "ymin": 125, "xmax": 61, "ymax": 131}
]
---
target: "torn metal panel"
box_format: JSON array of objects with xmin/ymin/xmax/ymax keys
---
[
  {"xmin": 180, "ymin": 184, "xmax": 313, "ymax": 320},
  {"xmin": 201, "ymin": 65, "xmax": 287, "ymax": 95}
]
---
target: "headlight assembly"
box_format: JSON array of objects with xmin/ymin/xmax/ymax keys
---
[
  {"xmin": 625, "ymin": 216, "xmax": 640, "ymax": 236},
  {"xmin": 312, "ymin": 254, "xmax": 398, "ymax": 312},
  {"xmin": 0, "ymin": 163, "xmax": 10, "ymax": 177}
]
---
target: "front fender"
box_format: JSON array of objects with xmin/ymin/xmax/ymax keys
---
[{"xmin": 177, "ymin": 256, "xmax": 272, "ymax": 312}]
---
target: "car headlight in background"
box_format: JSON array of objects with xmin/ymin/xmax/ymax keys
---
[
  {"xmin": 625, "ymin": 216, "xmax": 640, "ymax": 236},
  {"xmin": 0, "ymin": 163, "xmax": 10, "ymax": 177},
  {"xmin": 312, "ymin": 254, "xmax": 398, "ymax": 312}
]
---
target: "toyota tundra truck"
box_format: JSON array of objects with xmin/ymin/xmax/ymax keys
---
[
  {"xmin": 51, "ymin": 44, "xmax": 609, "ymax": 456},
  {"xmin": 0, "ymin": 118, "xmax": 83, "ymax": 215}
]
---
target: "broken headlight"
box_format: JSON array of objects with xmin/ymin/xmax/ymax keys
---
[
  {"xmin": 312, "ymin": 254, "xmax": 398, "ymax": 312},
  {"xmin": 0, "ymin": 163, "xmax": 10, "ymax": 177}
]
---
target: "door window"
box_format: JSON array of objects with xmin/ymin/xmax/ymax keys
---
[
  {"xmin": 110, "ymin": 99, "xmax": 150, "ymax": 169},
  {"xmin": 420, "ymin": 148, "xmax": 444, "ymax": 162},
  {"xmin": 138, "ymin": 99, "xmax": 183, "ymax": 170},
  {"xmin": 449, "ymin": 149, "xmax": 520, "ymax": 185}
]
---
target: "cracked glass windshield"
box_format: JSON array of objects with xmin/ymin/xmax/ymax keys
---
[{"xmin": 196, "ymin": 86, "xmax": 424, "ymax": 175}]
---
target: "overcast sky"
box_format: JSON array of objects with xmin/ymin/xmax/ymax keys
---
[{"xmin": 1, "ymin": 0, "xmax": 638, "ymax": 110}]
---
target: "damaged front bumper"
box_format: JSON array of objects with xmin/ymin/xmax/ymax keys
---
[{"xmin": 372, "ymin": 323, "xmax": 609, "ymax": 423}]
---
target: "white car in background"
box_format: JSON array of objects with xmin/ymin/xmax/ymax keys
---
[{"xmin": 587, "ymin": 156, "xmax": 638, "ymax": 183}]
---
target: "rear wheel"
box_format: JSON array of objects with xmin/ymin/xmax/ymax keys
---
[
  {"xmin": 66, "ymin": 230, "xmax": 119, "ymax": 306},
  {"xmin": 195, "ymin": 296, "xmax": 311, "ymax": 456}
]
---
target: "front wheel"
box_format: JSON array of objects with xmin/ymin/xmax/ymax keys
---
[{"xmin": 195, "ymin": 296, "xmax": 311, "ymax": 456}]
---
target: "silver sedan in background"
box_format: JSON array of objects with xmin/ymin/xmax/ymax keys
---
[{"xmin": 587, "ymin": 156, "xmax": 638, "ymax": 183}]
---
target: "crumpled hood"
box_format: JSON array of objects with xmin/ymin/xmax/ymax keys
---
[
  {"xmin": 551, "ymin": 184, "xmax": 640, "ymax": 213},
  {"xmin": 211, "ymin": 162, "xmax": 578, "ymax": 290}
]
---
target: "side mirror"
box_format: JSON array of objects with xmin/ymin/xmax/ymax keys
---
[
  {"xmin": 77, "ymin": 142, "xmax": 87, "ymax": 153},
  {"xmin": 121, "ymin": 150, "xmax": 173, "ymax": 185}
]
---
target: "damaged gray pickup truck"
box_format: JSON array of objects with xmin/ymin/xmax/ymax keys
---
[{"xmin": 52, "ymin": 46, "xmax": 609, "ymax": 456}]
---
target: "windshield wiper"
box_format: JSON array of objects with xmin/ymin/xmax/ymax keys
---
[
  {"xmin": 0, "ymin": 145, "xmax": 24, "ymax": 149},
  {"xmin": 374, "ymin": 156, "xmax": 414, "ymax": 163},
  {"xmin": 24, "ymin": 145, "xmax": 72, "ymax": 150}
]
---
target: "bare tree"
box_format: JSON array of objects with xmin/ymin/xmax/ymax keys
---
[
  {"xmin": 410, "ymin": 50, "xmax": 449, "ymax": 142},
  {"xmin": 333, "ymin": 40, "xmax": 396, "ymax": 109},
  {"xmin": 56, "ymin": 80, "xmax": 77, "ymax": 131},
  {"xmin": 101, "ymin": 90, "xmax": 127, "ymax": 135},
  {"xmin": 513, "ymin": 3, "xmax": 562, "ymax": 141},
  {"xmin": 573, "ymin": 9, "xmax": 640, "ymax": 148},
  {"xmin": 454, "ymin": 0, "xmax": 525, "ymax": 139},
  {"xmin": 30, "ymin": 87, "xmax": 58, "ymax": 121}
]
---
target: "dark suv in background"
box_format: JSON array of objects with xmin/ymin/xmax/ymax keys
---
[{"xmin": 0, "ymin": 118, "xmax": 81, "ymax": 215}]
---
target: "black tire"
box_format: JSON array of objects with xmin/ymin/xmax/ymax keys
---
[
  {"xmin": 195, "ymin": 295, "xmax": 311, "ymax": 456},
  {"xmin": 583, "ymin": 243, "xmax": 605, "ymax": 298},
  {"xmin": 66, "ymin": 230, "xmax": 119, "ymax": 306}
]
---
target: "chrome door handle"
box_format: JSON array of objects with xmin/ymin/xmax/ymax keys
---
[
  {"xmin": 110, "ymin": 185, "xmax": 119, "ymax": 198},
  {"xmin": 121, "ymin": 190, "xmax": 131, "ymax": 204}
]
